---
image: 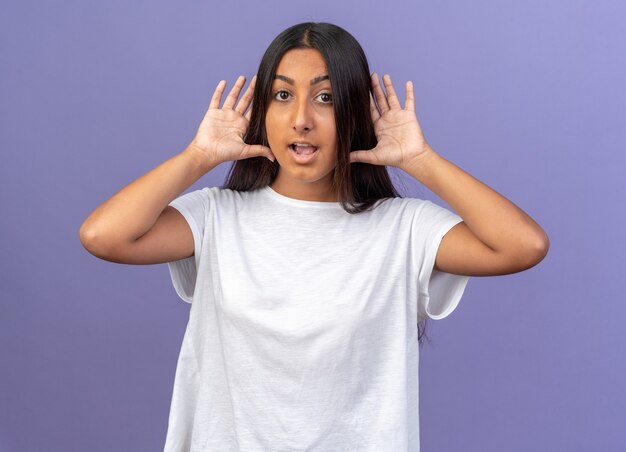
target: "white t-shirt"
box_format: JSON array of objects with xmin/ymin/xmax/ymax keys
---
[{"xmin": 164, "ymin": 185, "xmax": 470, "ymax": 452}]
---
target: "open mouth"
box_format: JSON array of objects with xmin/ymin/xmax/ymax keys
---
[{"xmin": 289, "ymin": 143, "xmax": 319, "ymax": 155}]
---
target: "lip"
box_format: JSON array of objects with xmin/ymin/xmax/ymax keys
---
[
  {"xmin": 289, "ymin": 144, "xmax": 319, "ymax": 164},
  {"xmin": 291, "ymin": 142, "xmax": 317, "ymax": 147}
]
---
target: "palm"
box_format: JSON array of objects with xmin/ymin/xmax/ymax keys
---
[
  {"xmin": 370, "ymin": 109, "xmax": 426, "ymax": 168},
  {"xmin": 195, "ymin": 109, "xmax": 251, "ymax": 162},
  {"xmin": 190, "ymin": 76, "xmax": 274, "ymax": 164},
  {"xmin": 350, "ymin": 73, "xmax": 432, "ymax": 169}
]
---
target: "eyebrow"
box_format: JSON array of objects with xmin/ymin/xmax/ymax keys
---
[{"xmin": 274, "ymin": 74, "xmax": 330, "ymax": 85}]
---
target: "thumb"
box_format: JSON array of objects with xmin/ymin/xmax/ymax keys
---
[
  {"xmin": 244, "ymin": 144, "xmax": 275, "ymax": 162},
  {"xmin": 349, "ymin": 149, "xmax": 377, "ymax": 165}
]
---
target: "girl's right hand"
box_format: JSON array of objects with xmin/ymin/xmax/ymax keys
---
[{"xmin": 189, "ymin": 75, "xmax": 275, "ymax": 165}]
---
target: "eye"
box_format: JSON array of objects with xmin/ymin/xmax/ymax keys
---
[
  {"xmin": 273, "ymin": 90, "xmax": 291, "ymax": 101},
  {"xmin": 316, "ymin": 92, "xmax": 333, "ymax": 104}
]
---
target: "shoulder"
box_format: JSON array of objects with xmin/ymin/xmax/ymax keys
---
[
  {"xmin": 371, "ymin": 195, "xmax": 431, "ymax": 216},
  {"xmin": 204, "ymin": 186, "xmax": 252, "ymax": 201},
  {"xmin": 203, "ymin": 187, "xmax": 266, "ymax": 213},
  {"xmin": 352, "ymin": 196, "xmax": 432, "ymax": 230}
]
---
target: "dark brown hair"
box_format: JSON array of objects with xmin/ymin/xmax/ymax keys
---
[{"xmin": 222, "ymin": 22, "xmax": 430, "ymax": 345}]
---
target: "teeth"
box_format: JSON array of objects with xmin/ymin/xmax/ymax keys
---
[
  {"xmin": 292, "ymin": 143, "xmax": 318, "ymax": 155},
  {"xmin": 294, "ymin": 146, "xmax": 316, "ymax": 155}
]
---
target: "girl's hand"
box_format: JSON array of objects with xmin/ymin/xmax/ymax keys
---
[
  {"xmin": 189, "ymin": 75, "xmax": 275, "ymax": 164},
  {"xmin": 350, "ymin": 73, "xmax": 436, "ymax": 170}
]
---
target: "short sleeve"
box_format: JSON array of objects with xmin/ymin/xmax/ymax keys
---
[
  {"xmin": 412, "ymin": 200, "xmax": 470, "ymax": 321},
  {"xmin": 166, "ymin": 188, "xmax": 209, "ymax": 304}
]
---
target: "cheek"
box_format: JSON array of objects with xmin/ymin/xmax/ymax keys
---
[
  {"xmin": 264, "ymin": 114, "xmax": 279, "ymax": 145},
  {"xmin": 323, "ymin": 121, "xmax": 338, "ymax": 145},
  {"xmin": 319, "ymin": 113, "xmax": 336, "ymax": 137}
]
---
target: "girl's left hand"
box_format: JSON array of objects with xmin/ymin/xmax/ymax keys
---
[{"xmin": 350, "ymin": 73, "xmax": 435, "ymax": 170}]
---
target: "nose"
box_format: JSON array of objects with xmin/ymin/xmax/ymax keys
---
[{"xmin": 292, "ymin": 97, "xmax": 314, "ymax": 133}]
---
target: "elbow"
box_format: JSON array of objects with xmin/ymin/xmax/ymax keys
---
[
  {"xmin": 535, "ymin": 229, "xmax": 550, "ymax": 261},
  {"xmin": 520, "ymin": 231, "xmax": 550, "ymax": 270},
  {"xmin": 79, "ymin": 223, "xmax": 94, "ymax": 249},
  {"xmin": 79, "ymin": 224, "xmax": 110, "ymax": 259},
  {"xmin": 499, "ymin": 231, "xmax": 550, "ymax": 274},
  {"xmin": 79, "ymin": 224, "xmax": 138, "ymax": 263},
  {"xmin": 79, "ymin": 227, "xmax": 99, "ymax": 257}
]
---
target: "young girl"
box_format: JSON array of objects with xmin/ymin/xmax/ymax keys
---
[{"xmin": 80, "ymin": 22, "xmax": 549, "ymax": 452}]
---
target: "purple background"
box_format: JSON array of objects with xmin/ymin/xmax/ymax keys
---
[{"xmin": 2, "ymin": 0, "xmax": 624, "ymax": 451}]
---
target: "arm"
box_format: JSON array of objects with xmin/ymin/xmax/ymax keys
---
[
  {"xmin": 350, "ymin": 73, "xmax": 549, "ymax": 277},
  {"xmin": 400, "ymin": 146, "xmax": 549, "ymax": 276},
  {"xmin": 79, "ymin": 146, "xmax": 216, "ymax": 257},
  {"xmin": 79, "ymin": 75, "xmax": 274, "ymax": 263}
]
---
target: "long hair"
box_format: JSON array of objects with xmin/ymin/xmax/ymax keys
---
[{"xmin": 223, "ymin": 22, "xmax": 430, "ymax": 346}]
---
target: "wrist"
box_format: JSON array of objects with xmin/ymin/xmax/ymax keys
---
[
  {"xmin": 399, "ymin": 144, "xmax": 440, "ymax": 176},
  {"xmin": 183, "ymin": 142, "xmax": 221, "ymax": 173}
]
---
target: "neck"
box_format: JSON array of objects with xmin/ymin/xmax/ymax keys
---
[{"xmin": 269, "ymin": 178, "xmax": 338, "ymax": 202}]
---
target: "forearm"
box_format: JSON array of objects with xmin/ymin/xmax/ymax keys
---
[
  {"xmin": 80, "ymin": 144, "xmax": 218, "ymax": 245},
  {"xmin": 400, "ymin": 146, "xmax": 549, "ymax": 254}
]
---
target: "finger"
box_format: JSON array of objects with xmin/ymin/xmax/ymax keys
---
[
  {"xmin": 349, "ymin": 149, "xmax": 382, "ymax": 166},
  {"xmin": 371, "ymin": 73, "xmax": 390, "ymax": 113},
  {"xmin": 222, "ymin": 75, "xmax": 246, "ymax": 110},
  {"xmin": 235, "ymin": 75, "xmax": 256, "ymax": 115},
  {"xmin": 369, "ymin": 91, "xmax": 381, "ymax": 122},
  {"xmin": 382, "ymin": 74, "xmax": 402, "ymax": 109},
  {"xmin": 405, "ymin": 80, "xmax": 415, "ymax": 112},
  {"xmin": 243, "ymin": 144, "xmax": 275, "ymax": 162},
  {"xmin": 209, "ymin": 80, "xmax": 227, "ymax": 109}
]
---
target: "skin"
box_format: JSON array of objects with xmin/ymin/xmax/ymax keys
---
[
  {"xmin": 351, "ymin": 73, "xmax": 550, "ymax": 275},
  {"xmin": 266, "ymin": 48, "xmax": 339, "ymax": 202},
  {"xmin": 82, "ymin": 45, "xmax": 550, "ymax": 277},
  {"xmin": 182, "ymin": 55, "xmax": 549, "ymax": 277}
]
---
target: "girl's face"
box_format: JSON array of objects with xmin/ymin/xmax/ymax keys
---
[{"xmin": 266, "ymin": 48, "xmax": 338, "ymax": 201}]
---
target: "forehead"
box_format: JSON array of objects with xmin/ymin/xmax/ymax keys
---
[{"xmin": 275, "ymin": 48, "xmax": 328, "ymax": 76}]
